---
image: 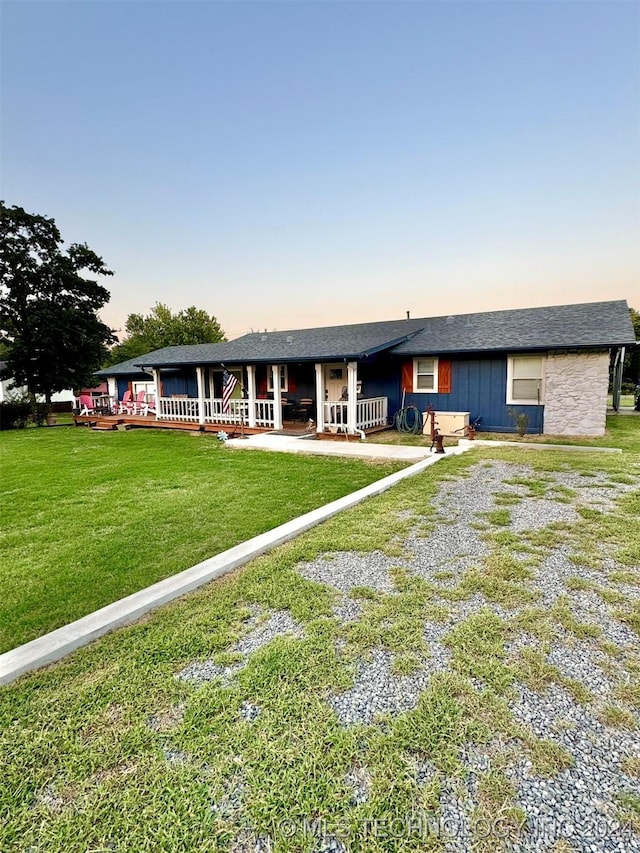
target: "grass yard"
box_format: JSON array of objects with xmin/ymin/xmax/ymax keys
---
[
  {"xmin": 1, "ymin": 416, "xmax": 639, "ymax": 852},
  {"xmin": 371, "ymin": 412, "xmax": 640, "ymax": 453},
  {"xmin": 0, "ymin": 426, "xmax": 405, "ymax": 653}
]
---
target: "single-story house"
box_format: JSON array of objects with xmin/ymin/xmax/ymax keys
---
[
  {"xmin": 95, "ymin": 300, "xmax": 635, "ymax": 438},
  {"xmin": 93, "ymin": 355, "xmax": 155, "ymax": 404}
]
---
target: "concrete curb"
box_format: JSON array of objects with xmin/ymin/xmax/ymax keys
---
[
  {"xmin": 458, "ymin": 439, "xmax": 622, "ymax": 454},
  {"xmin": 0, "ymin": 446, "xmax": 471, "ymax": 687}
]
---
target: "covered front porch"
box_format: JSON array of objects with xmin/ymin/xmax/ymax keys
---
[{"xmin": 143, "ymin": 360, "xmax": 390, "ymax": 437}]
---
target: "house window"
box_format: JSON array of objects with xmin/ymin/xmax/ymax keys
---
[
  {"xmin": 507, "ymin": 355, "xmax": 544, "ymax": 404},
  {"xmin": 133, "ymin": 381, "xmax": 155, "ymax": 398},
  {"xmin": 268, "ymin": 365, "xmax": 288, "ymax": 393},
  {"xmin": 413, "ymin": 357, "xmax": 439, "ymax": 392}
]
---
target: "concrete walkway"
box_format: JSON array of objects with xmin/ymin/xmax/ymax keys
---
[{"xmin": 225, "ymin": 432, "xmax": 436, "ymax": 462}]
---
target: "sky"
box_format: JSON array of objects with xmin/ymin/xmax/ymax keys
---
[{"xmin": 1, "ymin": 0, "xmax": 639, "ymax": 341}]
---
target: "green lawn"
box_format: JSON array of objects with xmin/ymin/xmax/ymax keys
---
[
  {"xmin": 371, "ymin": 412, "xmax": 640, "ymax": 453},
  {"xmin": 0, "ymin": 427, "xmax": 404, "ymax": 653},
  {"xmin": 0, "ymin": 428, "xmax": 638, "ymax": 852}
]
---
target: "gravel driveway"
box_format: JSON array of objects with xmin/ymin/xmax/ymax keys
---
[{"xmin": 177, "ymin": 458, "xmax": 640, "ymax": 853}]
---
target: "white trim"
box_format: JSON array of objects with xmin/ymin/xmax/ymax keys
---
[
  {"xmin": 267, "ymin": 364, "xmax": 288, "ymax": 393},
  {"xmin": 506, "ymin": 354, "xmax": 545, "ymax": 405},
  {"xmin": 412, "ymin": 357, "xmax": 439, "ymax": 393}
]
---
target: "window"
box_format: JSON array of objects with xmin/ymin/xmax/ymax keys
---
[
  {"xmin": 507, "ymin": 355, "xmax": 544, "ymax": 404},
  {"xmin": 413, "ymin": 357, "xmax": 439, "ymax": 392},
  {"xmin": 267, "ymin": 365, "xmax": 288, "ymax": 392},
  {"xmin": 133, "ymin": 381, "xmax": 155, "ymax": 398}
]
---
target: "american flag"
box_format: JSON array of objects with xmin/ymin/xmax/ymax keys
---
[{"xmin": 222, "ymin": 368, "xmax": 238, "ymax": 413}]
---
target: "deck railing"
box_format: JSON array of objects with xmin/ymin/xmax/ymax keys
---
[
  {"xmin": 158, "ymin": 397, "xmax": 276, "ymax": 428},
  {"xmin": 323, "ymin": 397, "xmax": 388, "ymax": 432},
  {"xmin": 158, "ymin": 397, "xmax": 387, "ymax": 432},
  {"xmin": 356, "ymin": 396, "xmax": 388, "ymax": 430},
  {"xmin": 158, "ymin": 397, "xmax": 199, "ymax": 421}
]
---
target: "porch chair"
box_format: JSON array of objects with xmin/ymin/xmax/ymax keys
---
[
  {"xmin": 131, "ymin": 390, "xmax": 147, "ymax": 414},
  {"xmin": 78, "ymin": 394, "xmax": 95, "ymax": 416},
  {"xmin": 139, "ymin": 395, "xmax": 156, "ymax": 416},
  {"xmin": 293, "ymin": 397, "xmax": 314, "ymax": 422},
  {"xmin": 116, "ymin": 390, "xmax": 133, "ymax": 414}
]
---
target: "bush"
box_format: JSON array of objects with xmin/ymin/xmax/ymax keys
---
[
  {"xmin": 507, "ymin": 407, "xmax": 529, "ymax": 437},
  {"xmin": 0, "ymin": 401, "xmax": 32, "ymax": 430}
]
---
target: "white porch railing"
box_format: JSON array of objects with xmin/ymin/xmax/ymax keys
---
[
  {"xmin": 254, "ymin": 399, "xmax": 275, "ymax": 427},
  {"xmin": 158, "ymin": 397, "xmax": 276, "ymax": 428},
  {"xmin": 158, "ymin": 397, "xmax": 199, "ymax": 421},
  {"xmin": 356, "ymin": 396, "xmax": 388, "ymax": 430},
  {"xmin": 203, "ymin": 399, "xmax": 248, "ymax": 424},
  {"xmin": 322, "ymin": 397, "xmax": 388, "ymax": 432}
]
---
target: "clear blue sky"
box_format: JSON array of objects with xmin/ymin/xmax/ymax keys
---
[{"xmin": 2, "ymin": 0, "xmax": 638, "ymax": 340}]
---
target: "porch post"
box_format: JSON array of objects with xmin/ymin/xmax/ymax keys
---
[
  {"xmin": 151, "ymin": 369, "xmax": 161, "ymax": 420},
  {"xmin": 271, "ymin": 365, "xmax": 283, "ymax": 430},
  {"xmin": 246, "ymin": 365, "xmax": 257, "ymax": 427},
  {"xmin": 195, "ymin": 366, "xmax": 205, "ymax": 426},
  {"xmin": 315, "ymin": 363, "xmax": 325, "ymax": 434},
  {"xmin": 347, "ymin": 361, "xmax": 358, "ymax": 434}
]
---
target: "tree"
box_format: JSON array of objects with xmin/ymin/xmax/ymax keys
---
[
  {"xmin": 105, "ymin": 302, "xmax": 225, "ymax": 366},
  {"xmin": 624, "ymin": 307, "xmax": 640, "ymax": 385},
  {"xmin": 0, "ymin": 202, "xmax": 115, "ymax": 403}
]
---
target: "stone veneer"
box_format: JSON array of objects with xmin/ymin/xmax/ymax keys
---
[{"xmin": 543, "ymin": 351, "xmax": 609, "ymax": 436}]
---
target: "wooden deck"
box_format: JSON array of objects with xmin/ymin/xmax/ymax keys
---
[{"xmin": 73, "ymin": 414, "xmax": 309, "ymax": 435}]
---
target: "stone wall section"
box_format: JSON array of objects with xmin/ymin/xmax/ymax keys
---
[{"xmin": 543, "ymin": 351, "xmax": 609, "ymax": 436}]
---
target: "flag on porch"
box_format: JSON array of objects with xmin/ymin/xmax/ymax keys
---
[{"xmin": 222, "ymin": 369, "xmax": 238, "ymax": 413}]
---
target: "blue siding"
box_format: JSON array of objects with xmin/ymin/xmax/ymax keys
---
[
  {"xmin": 397, "ymin": 357, "xmax": 543, "ymax": 434},
  {"xmin": 116, "ymin": 378, "xmax": 129, "ymax": 400},
  {"xmin": 161, "ymin": 371, "xmax": 198, "ymax": 398}
]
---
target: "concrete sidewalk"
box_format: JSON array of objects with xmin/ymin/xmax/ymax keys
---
[{"xmin": 225, "ymin": 432, "xmax": 437, "ymax": 462}]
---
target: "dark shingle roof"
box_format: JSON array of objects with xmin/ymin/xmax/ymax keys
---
[
  {"xmin": 94, "ymin": 356, "xmax": 153, "ymax": 378},
  {"xmin": 96, "ymin": 301, "xmax": 634, "ymax": 372},
  {"xmin": 134, "ymin": 319, "xmax": 427, "ymax": 367},
  {"xmin": 391, "ymin": 301, "xmax": 635, "ymax": 355}
]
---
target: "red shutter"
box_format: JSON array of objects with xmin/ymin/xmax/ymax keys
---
[
  {"xmin": 258, "ymin": 372, "xmax": 267, "ymax": 397},
  {"xmin": 288, "ymin": 373, "xmax": 297, "ymax": 394},
  {"xmin": 438, "ymin": 359, "xmax": 452, "ymax": 394},
  {"xmin": 401, "ymin": 359, "xmax": 414, "ymax": 393}
]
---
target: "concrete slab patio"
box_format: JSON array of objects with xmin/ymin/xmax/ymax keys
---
[{"xmin": 225, "ymin": 432, "xmax": 437, "ymax": 461}]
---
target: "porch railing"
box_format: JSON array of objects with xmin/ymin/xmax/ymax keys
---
[
  {"xmin": 323, "ymin": 397, "xmax": 388, "ymax": 432},
  {"xmin": 158, "ymin": 397, "xmax": 276, "ymax": 428},
  {"xmin": 203, "ymin": 399, "xmax": 248, "ymax": 424},
  {"xmin": 356, "ymin": 396, "xmax": 388, "ymax": 430},
  {"xmin": 158, "ymin": 397, "xmax": 200, "ymax": 421}
]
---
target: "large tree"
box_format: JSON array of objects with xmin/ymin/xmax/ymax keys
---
[
  {"xmin": 105, "ymin": 302, "xmax": 225, "ymax": 366},
  {"xmin": 0, "ymin": 202, "xmax": 115, "ymax": 402}
]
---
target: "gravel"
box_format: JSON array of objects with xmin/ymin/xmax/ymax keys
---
[
  {"xmin": 176, "ymin": 609, "xmax": 304, "ymax": 686},
  {"xmin": 173, "ymin": 458, "xmax": 640, "ymax": 851}
]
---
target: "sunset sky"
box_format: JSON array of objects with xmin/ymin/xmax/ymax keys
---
[{"xmin": 2, "ymin": 1, "xmax": 638, "ymax": 340}]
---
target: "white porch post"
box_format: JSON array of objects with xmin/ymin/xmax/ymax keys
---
[
  {"xmin": 151, "ymin": 369, "xmax": 161, "ymax": 420},
  {"xmin": 195, "ymin": 367, "xmax": 205, "ymax": 426},
  {"xmin": 315, "ymin": 363, "xmax": 325, "ymax": 434},
  {"xmin": 246, "ymin": 364, "xmax": 257, "ymax": 428},
  {"xmin": 106, "ymin": 377, "xmax": 117, "ymax": 410},
  {"xmin": 271, "ymin": 365, "xmax": 283, "ymax": 430},
  {"xmin": 347, "ymin": 361, "xmax": 358, "ymax": 434}
]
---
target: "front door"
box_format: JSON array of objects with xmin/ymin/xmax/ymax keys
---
[{"xmin": 324, "ymin": 364, "xmax": 347, "ymax": 401}]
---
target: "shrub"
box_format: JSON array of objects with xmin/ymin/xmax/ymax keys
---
[{"xmin": 507, "ymin": 408, "xmax": 529, "ymax": 437}]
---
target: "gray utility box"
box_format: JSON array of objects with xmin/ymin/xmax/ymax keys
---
[{"xmin": 422, "ymin": 411, "xmax": 470, "ymax": 437}]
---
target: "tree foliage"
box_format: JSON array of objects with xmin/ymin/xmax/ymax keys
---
[
  {"xmin": 625, "ymin": 306, "xmax": 640, "ymax": 384},
  {"xmin": 0, "ymin": 202, "xmax": 115, "ymax": 401},
  {"xmin": 105, "ymin": 302, "xmax": 225, "ymax": 366}
]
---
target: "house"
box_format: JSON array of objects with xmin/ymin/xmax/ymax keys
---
[
  {"xmin": 0, "ymin": 361, "xmax": 75, "ymax": 406},
  {"xmin": 92, "ymin": 355, "xmax": 155, "ymax": 406},
  {"xmin": 94, "ymin": 300, "xmax": 635, "ymax": 438}
]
